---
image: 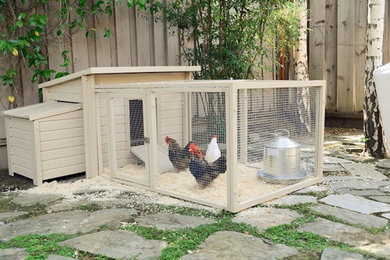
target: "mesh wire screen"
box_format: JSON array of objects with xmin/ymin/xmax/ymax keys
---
[
  {"xmin": 155, "ymin": 91, "xmax": 228, "ymax": 207},
  {"xmin": 99, "ymin": 95, "xmax": 147, "ymax": 183},
  {"xmin": 237, "ymin": 87, "xmax": 319, "ymax": 203}
]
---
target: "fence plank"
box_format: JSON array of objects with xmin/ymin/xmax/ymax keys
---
[
  {"xmin": 115, "ymin": 1, "xmax": 133, "ymax": 66},
  {"xmin": 355, "ymin": 0, "xmax": 368, "ymax": 112},
  {"xmin": 136, "ymin": 8, "xmax": 152, "ymax": 65},
  {"xmin": 94, "ymin": 0, "xmax": 113, "ymax": 66},
  {"xmin": 325, "ymin": 0, "xmax": 338, "ymax": 111},
  {"xmin": 309, "ymin": 0, "xmax": 326, "ymax": 81},
  {"xmin": 337, "ymin": 0, "xmax": 356, "ymax": 112}
]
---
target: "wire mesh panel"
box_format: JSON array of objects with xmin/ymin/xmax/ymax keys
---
[
  {"xmin": 101, "ymin": 94, "xmax": 149, "ymax": 185},
  {"xmin": 236, "ymin": 87, "xmax": 320, "ymax": 205},
  {"xmin": 155, "ymin": 90, "xmax": 228, "ymax": 208}
]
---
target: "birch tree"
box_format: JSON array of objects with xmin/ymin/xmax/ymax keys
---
[
  {"xmin": 363, "ymin": 0, "xmax": 386, "ymax": 158},
  {"xmin": 295, "ymin": 0, "xmax": 311, "ymax": 133}
]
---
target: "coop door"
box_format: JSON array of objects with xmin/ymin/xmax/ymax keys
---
[{"xmin": 106, "ymin": 94, "xmax": 150, "ymax": 186}]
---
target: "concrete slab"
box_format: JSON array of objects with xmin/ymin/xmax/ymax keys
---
[
  {"xmin": 311, "ymin": 204, "xmax": 388, "ymax": 228},
  {"xmin": 48, "ymin": 200, "xmax": 91, "ymax": 213},
  {"xmin": 381, "ymin": 186, "xmax": 390, "ymax": 193},
  {"xmin": 60, "ymin": 230, "xmax": 166, "ymax": 260},
  {"xmin": 12, "ymin": 193, "xmax": 63, "ymax": 207},
  {"xmin": 320, "ymin": 248, "xmax": 365, "ymax": 260},
  {"xmin": 341, "ymin": 163, "xmax": 387, "ymax": 180},
  {"xmin": 0, "ymin": 208, "xmax": 137, "ymax": 241},
  {"xmin": 320, "ymin": 194, "xmax": 390, "ymax": 214},
  {"xmin": 0, "ymin": 212, "xmax": 29, "ymax": 223},
  {"xmin": 0, "ymin": 248, "xmax": 28, "ymax": 260},
  {"xmin": 298, "ymin": 218, "xmax": 386, "ymax": 246},
  {"xmin": 316, "ymin": 156, "xmax": 353, "ymax": 164},
  {"xmin": 181, "ymin": 231, "xmax": 298, "ymax": 260},
  {"xmin": 266, "ymin": 195, "xmax": 317, "ymax": 206},
  {"xmin": 232, "ymin": 207, "xmax": 301, "ymax": 231},
  {"xmin": 135, "ymin": 214, "xmax": 215, "ymax": 230}
]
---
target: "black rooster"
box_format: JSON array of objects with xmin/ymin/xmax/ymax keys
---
[
  {"xmin": 188, "ymin": 142, "xmax": 226, "ymax": 188},
  {"xmin": 165, "ymin": 136, "xmax": 193, "ymax": 172}
]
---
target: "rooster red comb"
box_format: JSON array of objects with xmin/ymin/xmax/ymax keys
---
[
  {"xmin": 165, "ymin": 136, "xmax": 169, "ymax": 143},
  {"xmin": 213, "ymin": 134, "xmax": 217, "ymax": 138}
]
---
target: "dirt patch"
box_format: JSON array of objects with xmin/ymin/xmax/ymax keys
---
[{"xmin": 0, "ymin": 169, "xmax": 34, "ymax": 192}]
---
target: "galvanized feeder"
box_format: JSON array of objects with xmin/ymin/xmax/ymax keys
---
[{"xmin": 258, "ymin": 129, "xmax": 306, "ymax": 182}]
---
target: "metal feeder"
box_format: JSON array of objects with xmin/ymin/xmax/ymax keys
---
[{"xmin": 258, "ymin": 129, "xmax": 306, "ymax": 182}]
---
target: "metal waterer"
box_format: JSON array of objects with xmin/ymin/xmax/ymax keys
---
[{"xmin": 258, "ymin": 129, "xmax": 306, "ymax": 181}]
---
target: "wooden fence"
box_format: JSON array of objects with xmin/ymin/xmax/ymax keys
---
[{"xmin": 309, "ymin": 0, "xmax": 390, "ymax": 112}]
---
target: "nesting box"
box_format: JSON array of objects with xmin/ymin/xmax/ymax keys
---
[
  {"xmin": 96, "ymin": 80, "xmax": 325, "ymax": 212},
  {"xmin": 3, "ymin": 102, "xmax": 84, "ymax": 185}
]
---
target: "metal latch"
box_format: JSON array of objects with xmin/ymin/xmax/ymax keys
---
[{"xmin": 144, "ymin": 137, "xmax": 150, "ymax": 143}]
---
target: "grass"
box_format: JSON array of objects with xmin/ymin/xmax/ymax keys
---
[{"xmin": 0, "ymin": 200, "xmax": 387, "ymax": 260}]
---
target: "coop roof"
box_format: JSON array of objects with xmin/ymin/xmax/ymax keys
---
[
  {"xmin": 95, "ymin": 79, "xmax": 326, "ymax": 90},
  {"xmin": 38, "ymin": 66, "xmax": 201, "ymax": 89},
  {"xmin": 2, "ymin": 102, "xmax": 82, "ymax": 120}
]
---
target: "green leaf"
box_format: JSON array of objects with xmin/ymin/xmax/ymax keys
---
[
  {"xmin": 103, "ymin": 29, "xmax": 111, "ymax": 38},
  {"xmin": 18, "ymin": 12, "xmax": 26, "ymax": 20},
  {"xmin": 56, "ymin": 30, "xmax": 62, "ymax": 36},
  {"xmin": 0, "ymin": 14, "xmax": 4, "ymax": 23}
]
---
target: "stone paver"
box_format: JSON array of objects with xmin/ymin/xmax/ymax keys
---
[
  {"xmin": 320, "ymin": 248, "xmax": 365, "ymax": 260},
  {"xmin": 337, "ymin": 189, "xmax": 386, "ymax": 196},
  {"xmin": 47, "ymin": 255, "xmax": 76, "ymax": 260},
  {"xmin": 0, "ymin": 248, "xmax": 28, "ymax": 260},
  {"xmin": 382, "ymin": 213, "xmax": 390, "ymax": 220},
  {"xmin": 72, "ymin": 188, "xmax": 108, "ymax": 195},
  {"xmin": 181, "ymin": 231, "xmax": 298, "ymax": 260},
  {"xmin": 377, "ymin": 159, "xmax": 390, "ymax": 169},
  {"xmin": 266, "ymin": 195, "xmax": 317, "ymax": 206},
  {"xmin": 12, "ymin": 193, "xmax": 63, "ymax": 207},
  {"xmin": 381, "ymin": 186, "xmax": 390, "ymax": 193},
  {"xmin": 370, "ymin": 196, "xmax": 390, "ymax": 204},
  {"xmin": 0, "ymin": 208, "xmax": 136, "ymax": 241},
  {"xmin": 323, "ymin": 164, "xmax": 346, "ymax": 172},
  {"xmin": 60, "ymin": 230, "xmax": 166, "ymax": 260},
  {"xmin": 294, "ymin": 185, "xmax": 329, "ymax": 194},
  {"xmin": 232, "ymin": 207, "xmax": 301, "ymax": 231},
  {"xmin": 359, "ymin": 241, "xmax": 390, "ymax": 259},
  {"xmin": 48, "ymin": 200, "xmax": 91, "ymax": 213},
  {"xmin": 135, "ymin": 213, "xmax": 215, "ymax": 230},
  {"xmin": 311, "ymin": 204, "xmax": 388, "ymax": 228},
  {"xmin": 0, "ymin": 212, "xmax": 29, "ymax": 223},
  {"xmin": 319, "ymin": 156, "xmax": 353, "ymax": 164},
  {"xmin": 320, "ymin": 194, "xmax": 390, "ymax": 214},
  {"xmin": 328, "ymin": 179, "xmax": 390, "ymax": 191},
  {"xmin": 341, "ymin": 163, "xmax": 387, "ymax": 180},
  {"xmin": 298, "ymin": 218, "xmax": 387, "ymax": 246}
]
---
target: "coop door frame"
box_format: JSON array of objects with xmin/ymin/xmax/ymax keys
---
[{"xmin": 106, "ymin": 92, "xmax": 151, "ymax": 187}]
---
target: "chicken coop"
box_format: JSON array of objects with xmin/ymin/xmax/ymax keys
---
[{"xmin": 96, "ymin": 80, "xmax": 325, "ymax": 212}]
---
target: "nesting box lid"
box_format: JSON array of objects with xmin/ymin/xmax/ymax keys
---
[{"xmin": 2, "ymin": 102, "xmax": 82, "ymax": 121}]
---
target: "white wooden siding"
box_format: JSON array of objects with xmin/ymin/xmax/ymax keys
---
[
  {"xmin": 98, "ymin": 96, "xmax": 129, "ymax": 169},
  {"xmin": 157, "ymin": 93, "xmax": 185, "ymax": 148},
  {"xmin": 43, "ymin": 79, "xmax": 83, "ymax": 103},
  {"xmin": 8, "ymin": 118, "xmax": 34, "ymax": 176}
]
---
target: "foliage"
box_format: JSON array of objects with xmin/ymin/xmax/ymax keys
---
[
  {"xmin": 0, "ymin": 0, "xmax": 116, "ymax": 107},
  {"xmin": 144, "ymin": 0, "xmax": 304, "ymax": 80},
  {"xmin": 0, "ymin": 0, "xmax": 304, "ymax": 108}
]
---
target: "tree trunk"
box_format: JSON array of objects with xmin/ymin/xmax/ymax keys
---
[
  {"xmin": 363, "ymin": 0, "xmax": 386, "ymax": 158},
  {"xmin": 295, "ymin": 0, "xmax": 311, "ymax": 133}
]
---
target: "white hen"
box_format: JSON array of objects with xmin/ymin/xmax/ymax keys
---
[{"xmin": 205, "ymin": 135, "xmax": 221, "ymax": 163}]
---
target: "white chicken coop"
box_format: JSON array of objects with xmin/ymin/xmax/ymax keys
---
[{"xmin": 96, "ymin": 80, "xmax": 325, "ymax": 212}]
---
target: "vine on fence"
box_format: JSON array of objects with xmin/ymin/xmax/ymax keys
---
[{"xmin": 0, "ymin": 0, "xmax": 303, "ymax": 108}]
